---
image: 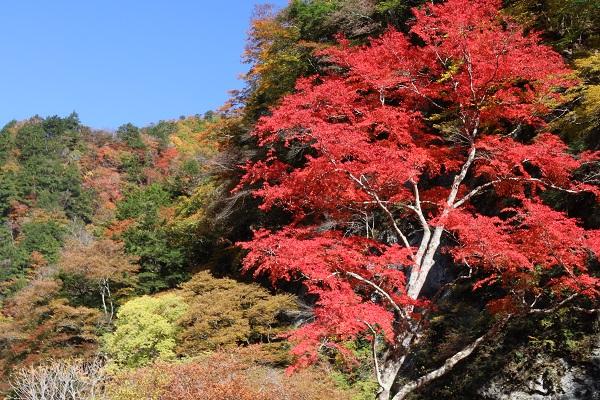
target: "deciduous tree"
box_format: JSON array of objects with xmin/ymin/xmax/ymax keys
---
[
  {"xmin": 60, "ymin": 238, "xmax": 138, "ymax": 320},
  {"xmin": 176, "ymin": 271, "xmax": 296, "ymax": 355},
  {"xmin": 240, "ymin": 1, "xmax": 600, "ymax": 398},
  {"xmin": 103, "ymin": 294, "xmax": 188, "ymax": 368}
]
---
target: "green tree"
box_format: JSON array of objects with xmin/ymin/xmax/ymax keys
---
[
  {"xmin": 103, "ymin": 294, "xmax": 188, "ymax": 368},
  {"xmin": 285, "ymin": 0, "xmax": 340, "ymax": 41},
  {"xmin": 116, "ymin": 184, "xmax": 186, "ymax": 292},
  {"xmin": 18, "ymin": 220, "xmax": 65, "ymax": 266},
  {"xmin": 0, "ymin": 223, "xmax": 25, "ymax": 287},
  {"xmin": 0, "ymin": 121, "xmax": 16, "ymax": 164},
  {"xmin": 118, "ymin": 152, "xmax": 147, "ymax": 184},
  {"xmin": 116, "ymin": 184, "xmax": 171, "ymax": 220},
  {"xmin": 8, "ymin": 116, "xmax": 92, "ymax": 220},
  {"xmin": 145, "ymin": 120, "xmax": 177, "ymax": 149},
  {"xmin": 122, "ymin": 210, "xmax": 187, "ymax": 293},
  {"xmin": 507, "ymin": 0, "xmax": 599, "ymax": 52},
  {"xmin": 116, "ymin": 123, "xmax": 145, "ymax": 149},
  {"xmin": 0, "ymin": 173, "xmax": 18, "ymax": 217}
]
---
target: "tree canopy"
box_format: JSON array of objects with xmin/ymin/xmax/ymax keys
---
[{"xmin": 239, "ymin": 1, "xmax": 600, "ymax": 398}]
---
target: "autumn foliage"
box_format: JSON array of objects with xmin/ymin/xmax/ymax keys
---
[
  {"xmin": 240, "ymin": 0, "xmax": 600, "ymax": 397},
  {"xmin": 2, "ymin": 0, "xmax": 600, "ymax": 398},
  {"xmin": 107, "ymin": 351, "xmax": 353, "ymax": 400}
]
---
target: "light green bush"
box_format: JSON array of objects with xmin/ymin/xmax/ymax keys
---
[{"xmin": 103, "ymin": 294, "xmax": 188, "ymax": 368}]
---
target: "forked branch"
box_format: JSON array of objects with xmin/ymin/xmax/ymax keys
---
[{"xmin": 391, "ymin": 314, "xmax": 512, "ymax": 400}]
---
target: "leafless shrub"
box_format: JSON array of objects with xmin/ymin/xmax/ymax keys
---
[{"xmin": 9, "ymin": 358, "xmax": 106, "ymax": 400}]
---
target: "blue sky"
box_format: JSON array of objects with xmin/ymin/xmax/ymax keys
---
[{"xmin": 0, "ymin": 1, "xmax": 287, "ymax": 130}]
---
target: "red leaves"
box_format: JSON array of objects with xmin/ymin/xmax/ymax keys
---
[
  {"xmin": 155, "ymin": 147, "xmax": 179, "ymax": 172},
  {"xmin": 239, "ymin": 0, "xmax": 598, "ymax": 370},
  {"xmin": 448, "ymin": 202, "xmax": 600, "ymax": 301},
  {"xmin": 409, "ymin": 0, "xmax": 573, "ymax": 125},
  {"xmin": 474, "ymin": 134, "xmax": 582, "ymax": 189},
  {"xmin": 242, "ymin": 227, "xmax": 411, "ymax": 288},
  {"xmin": 242, "ymin": 227, "xmax": 413, "ymax": 352}
]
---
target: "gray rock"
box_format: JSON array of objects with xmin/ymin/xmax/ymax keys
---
[{"xmin": 480, "ymin": 356, "xmax": 600, "ymax": 400}]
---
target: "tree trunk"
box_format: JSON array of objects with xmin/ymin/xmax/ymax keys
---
[
  {"xmin": 105, "ymin": 278, "xmax": 114, "ymax": 322},
  {"xmin": 390, "ymin": 315, "xmax": 511, "ymax": 400},
  {"xmin": 100, "ymin": 282, "xmax": 108, "ymax": 317},
  {"xmin": 376, "ymin": 352, "xmax": 405, "ymax": 400}
]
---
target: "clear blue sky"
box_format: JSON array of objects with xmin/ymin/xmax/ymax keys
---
[{"xmin": 0, "ymin": 1, "xmax": 287, "ymax": 130}]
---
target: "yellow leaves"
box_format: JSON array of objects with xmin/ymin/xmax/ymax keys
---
[
  {"xmin": 580, "ymin": 85, "xmax": 600, "ymax": 114},
  {"xmin": 176, "ymin": 271, "xmax": 297, "ymax": 355},
  {"xmin": 0, "ymin": 160, "xmax": 20, "ymax": 173},
  {"xmin": 158, "ymin": 205, "xmax": 176, "ymax": 221},
  {"xmin": 550, "ymin": 53, "xmax": 600, "ymax": 149},
  {"xmin": 169, "ymin": 135, "xmax": 183, "ymax": 149},
  {"xmin": 242, "ymin": 13, "xmax": 319, "ymax": 115},
  {"xmin": 169, "ymin": 116, "xmax": 218, "ymax": 157},
  {"xmin": 437, "ymin": 60, "xmax": 463, "ymax": 83},
  {"xmin": 103, "ymin": 294, "xmax": 188, "ymax": 368},
  {"xmin": 168, "ymin": 182, "xmax": 217, "ymax": 238},
  {"xmin": 20, "ymin": 208, "xmax": 69, "ymax": 228},
  {"xmin": 574, "ymin": 52, "xmax": 600, "ymax": 82},
  {"xmin": 245, "ymin": 17, "xmax": 301, "ymax": 65}
]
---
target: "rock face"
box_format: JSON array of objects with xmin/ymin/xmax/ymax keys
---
[{"xmin": 480, "ymin": 341, "xmax": 600, "ymax": 400}]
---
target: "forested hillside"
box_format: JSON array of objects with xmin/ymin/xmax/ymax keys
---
[{"xmin": 1, "ymin": 0, "xmax": 599, "ymax": 399}]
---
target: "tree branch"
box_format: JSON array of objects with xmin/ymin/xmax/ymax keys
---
[
  {"xmin": 348, "ymin": 173, "xmax": 413, "ymax": 251},
  {"xmin": 453, "ymin": 177, "xmax": 582, "ymax": 208},
  {"xmin": 346, "ymin": 271, "xmax": 404, "ymax": 316},
  {"xmin": 407, "ymin": 146, "xmax": 476, "ymax": 300},
  {"xmin": 529, "ymin": 293, "xmax": 579, "ymax": 314},
  {"xmin": 408, "ymin": 181, "xmax": 431, "ymax": 267},
  {"xmin": 391, "ymin": 315, "xmax": 512, "ymax": 400},
  {"xmin": 363, "ymin": 321, "xmax": 385, "ymax": 389}
]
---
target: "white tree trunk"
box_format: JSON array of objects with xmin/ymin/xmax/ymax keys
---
[
  {"xmin": 374, "ymin": 146, "xmax": 478, "ymax": 398},
  {"xmin": 376, "ymin": 350, "xmax": 406, "ymax": 400}
]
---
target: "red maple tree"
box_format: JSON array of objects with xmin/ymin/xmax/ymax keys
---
[{"xmin": 239, "ymin": 0, "xmax": 600, "ymax": 398}]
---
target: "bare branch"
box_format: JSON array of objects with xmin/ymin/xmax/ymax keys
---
[
  {"xmin": 363, "ymin": 321, "xmax": 385, "ymax": 389},
  {"xmin": 10, "ymin": 358, "xmax": 107, "ymax": 400},
  {"xmin": 348, "ymin": 173, "xmax": 413, "ymax": 251},
  {"xmin": 453, "ymin": 177, "xmax": 582, "ymax": 208},
  {"xmin": 346, "ymin": 271, "xmax": 403, "ymax": 315},
  {"xmin": 391, "ymin": 315, "xmax": 512, "ymax": 400},
  {"xmin": 529, "ymin": 293, "xmax": 579, "ymax": 315}
]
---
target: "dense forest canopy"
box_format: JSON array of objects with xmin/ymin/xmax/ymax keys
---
[{"xmin": 1, "ymin": 0, "xmax": 599, "ymax": 399}]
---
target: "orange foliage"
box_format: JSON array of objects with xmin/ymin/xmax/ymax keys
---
[
  {"xmin": 8, "ymin": 200, "xmax": 29, "ymax": 221},
  {"xmin": 105, "ymin": 218, "xmax": 135, "ymax": 238},
  {"xmin": 2, "ymin": 277, "xmax": 60, "ymax": 318},
  {"xmin": 95, "ymin": 144, "xmax": 122, "ymax": 168},
  {"xmin": 0, "ymin": 280, "xmax": 102, "ymax": 393},
  {"xmin": 108, "ymin": 350, "xmax": 353, "ymax": 400},
  {"xmin": 83, "ymin": 166, "xmax": 122, "ymax": 205},
  {"xmin": 142, "ymin": 166, "xmax": 163, "ymax": 184},
  {"xmin": 60, "ymin": 239, "xmax": 138, "ymax": 282},
  {"xmin": 155, "ymin": 147, "xmax": 179, "ymax": 172},
  {"xmin": 28, "ymin": 251, "xmax": 48, "ymax": 270}
]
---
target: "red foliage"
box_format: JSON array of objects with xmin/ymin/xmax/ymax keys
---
[
  {"xmin": 240, "ymin": 0, "xmax": 599, "ymax": 369},
  {"xmin": 83, "ymin": 166, "xmax": 123, "ymax": 206},
  {"xmin": 155, "ymin": 147, "xmax": 179, "ymax": 172}
]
